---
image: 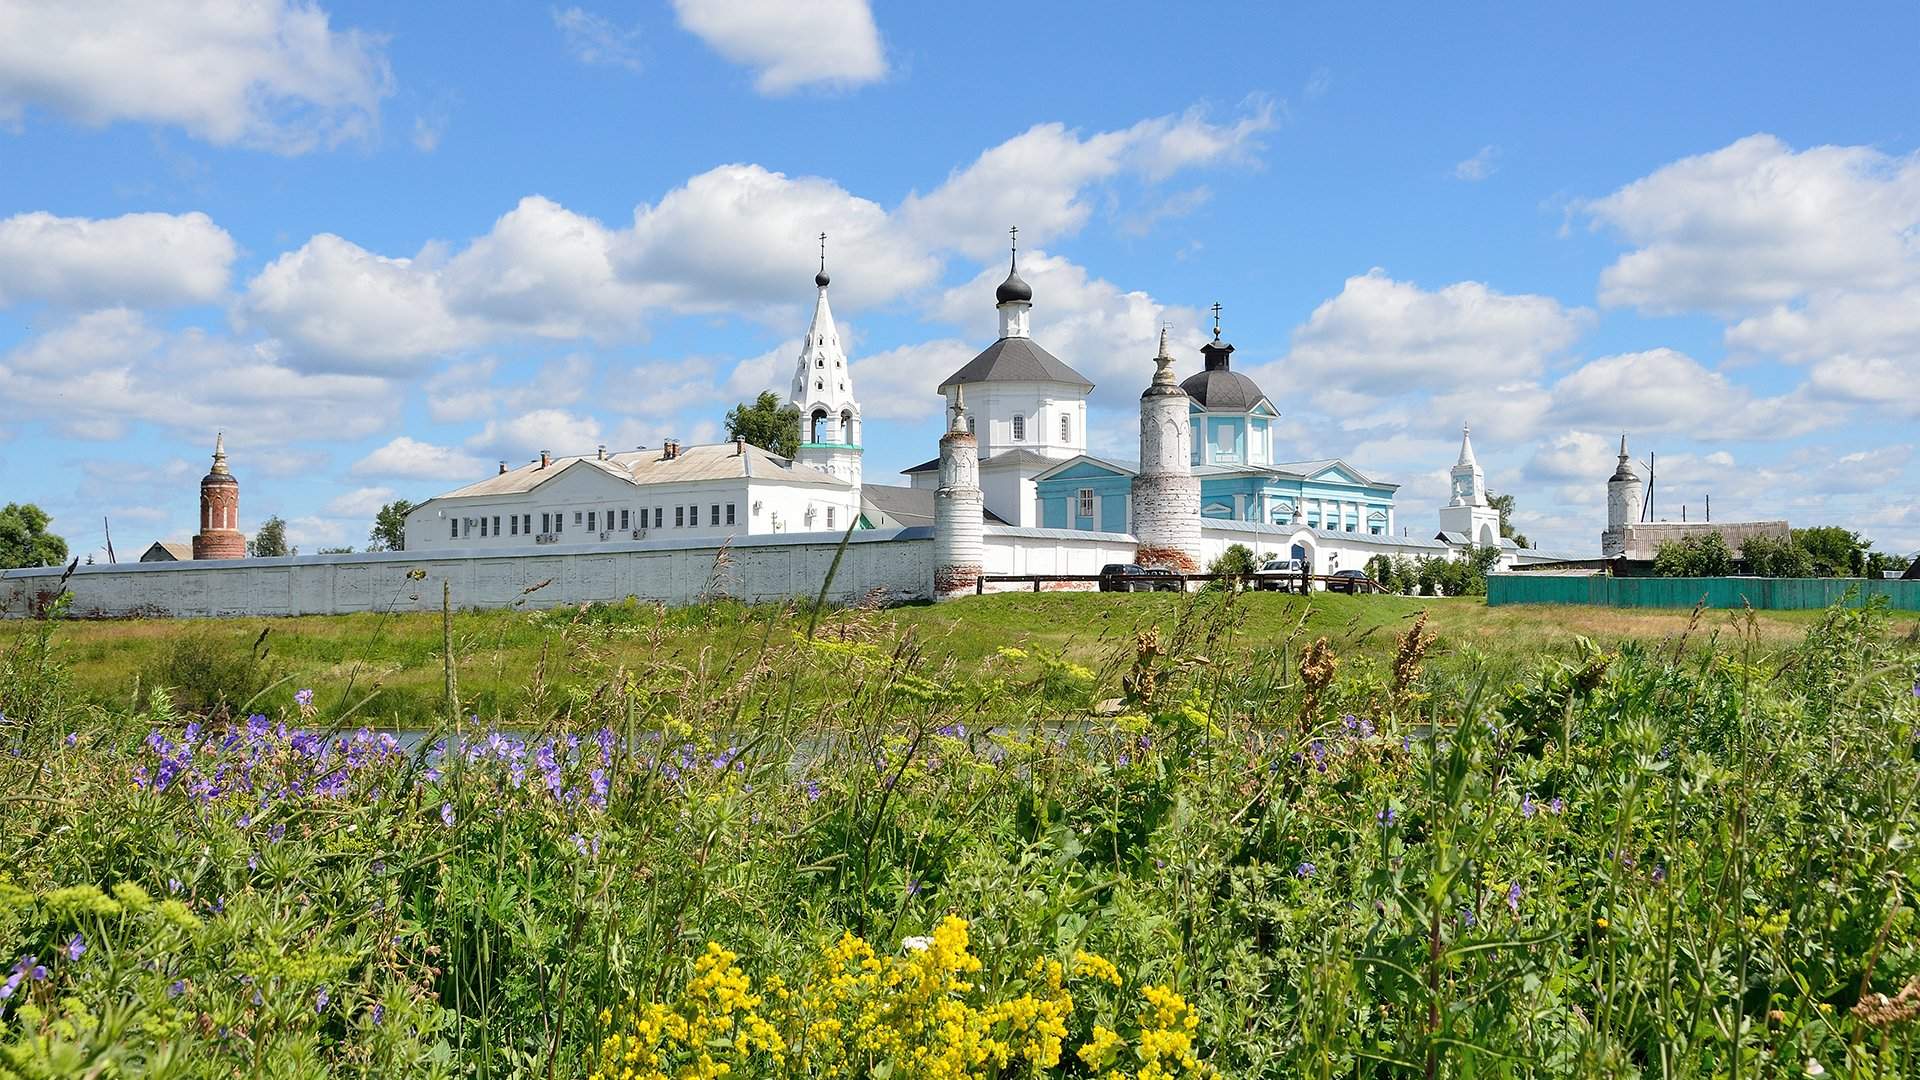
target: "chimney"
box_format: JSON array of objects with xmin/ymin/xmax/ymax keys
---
[
  {"xmin": 663, "ymin": 438, "xmax": 679, "ymax": 461},
  {"xmin": 539, "ymin": 449, "xmax": 551, "ymax": 469},
  {"xmin": 498, "ymin": 460, "xmax": 508, "ymax": 475},
  {"xmin": 597, "ymin": 444, "xmax": 606, "ymax": 461},
  {"xmin": 734, "ymin": 436, "xmax": 745, "ymax": 455}
]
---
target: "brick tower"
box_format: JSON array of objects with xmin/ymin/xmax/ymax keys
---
[{"xmin": 191, "ymin": 432, "xmax": 246, "ymax": 560}]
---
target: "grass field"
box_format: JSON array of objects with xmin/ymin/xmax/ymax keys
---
[{"xmin": 5, "ymin": 592, "xmax": 1895, "ymax": 724}]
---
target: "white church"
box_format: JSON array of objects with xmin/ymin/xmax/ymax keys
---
[{"xmin": 401, "ymin": 236, "xmax": 1538, "ymax": 581}]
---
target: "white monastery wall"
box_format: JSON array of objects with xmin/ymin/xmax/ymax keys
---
[
  {"xmin": 977, "ymin": 527, "xmax": 1139, "ymax": 592},
  {"xmin": 1, "ymin": 531, "xmax": 933, "ymax": 619}
]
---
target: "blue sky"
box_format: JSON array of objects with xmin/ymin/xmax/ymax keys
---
[{"xmin": 3, "ymin": 1, "xmax": 1918, "ymax": 558}]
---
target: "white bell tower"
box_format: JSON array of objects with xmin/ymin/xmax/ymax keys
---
[
  {"xmin": 1437, "ymin": 423, "xmax": 1501, "ymax": 549},
  {"xmin": 788, "ymin": 233, "xmax": 861, "ymax": 489}
]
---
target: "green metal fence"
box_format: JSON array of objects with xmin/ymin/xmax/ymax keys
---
[{"xmin": 1487, "ymin": 574, "xmax": 1920, "ymax": 611}]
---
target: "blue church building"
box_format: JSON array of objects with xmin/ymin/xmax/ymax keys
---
[{"xmin": 1031, "ymin": 320, "xmax": 1399, "ymax": 540}]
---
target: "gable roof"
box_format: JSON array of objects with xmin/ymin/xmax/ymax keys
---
[
  {"xmin": 859, "ymin": 484, "xmax": 1008, "ymax": 528},
  {"xmin": 426, "ymin": 441, "xmax": 849, "ymax": 503},
  {"xmin": 937, "ymin": 337, "xmax": 1093, "ymax": 393},
  {"xmin": 139, "ymin": 541, "xmax": 194, "ymax": 562}
]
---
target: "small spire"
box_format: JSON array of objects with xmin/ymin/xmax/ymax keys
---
[
  {"xmin": 1618, "ymin": 432, "xmax": 1629, "ymax": 460},
  {"xmin": 814, "ymin": 231, "xmax": 830, "ymax": 288},
  {"xmin": 1157, "ymin": 325, "xmax": 1169, "ymax": 358},
  {"xmin": 210, "ymin": 431, "xmax": 229, "ymax": 475},
  {"xmin": 1151, "ymin": 327, "xmax": 1177, "ymax": 388},
  {"xmin": 948, "ymin": 385, "xmax": 968, "ymax": 433},
  {"xmin": 1457, "ymin": 423, "xmax": 1477, "ymax": 466}
]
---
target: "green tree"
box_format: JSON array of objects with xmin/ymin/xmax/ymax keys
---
[
  {"xmin": 369, "ymin": 499, "xmax": 414, "ymax": 551},
  {"xmin": 248, "ymin": 515, "xmax": 294, "ymax": 558},
  {"xmin": 1652, "ymin": 532, "xmax": 1735, "ymax": 577},
  {"xmin": 1792, "ymin": 526, "xmax": 1867, "ymax": 576},
  {"xmin": 725, "ymin": 391, "xmax": 802, "ymax": 458},
  {"xmin": 1206, "ymin": 543, "xmax": 1258, "ymax": 589},
  {"xmin": 1487, "ymin": 492, "xmax": 1530, "ymax": 548},
  {"xmin": 1865, "ymin": 550, "xmax": 1913, "ymax": 577},
  {"xmin": 0, "ymin": 503, "xmax": 68, "ymax": 569},
  {"xmin": 1739, "ymin": 532, "xmax": 1813, "ymax": 577},
  {"xmin": 1364, "ymin": 554, "xmax": 1395, "ymax": 592}
]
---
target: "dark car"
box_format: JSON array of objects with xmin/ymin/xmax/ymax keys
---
[
  {"xmin": 1327, "ymin": 568, "xmax": 1373, "ymax": 594},
  {"xmin": 1099, "ymin": 563, "xmax": 1180, "ymax": 592}
]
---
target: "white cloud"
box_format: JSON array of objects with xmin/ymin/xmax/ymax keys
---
[
  {"xmin": 242, "ymin": 234, "xmax": 470, "ymax": 370},
  {"xmin": 1453, "ymin": 145, "xmax": 1499, "ymax": 181},
  {"xmin": 426, "ymin": 354, "xmax": 592, "ymax": 422},
  {"xmin": 441, "ymin": 196, "xmax": 646, "ymax": 335},
  {"xmin": 0, "ymin": 309, "xmax": 394, "ymax": 442},
  {"xmin": 553, "ymin": 7, "xmax": 644, "ymax": 72},
  {"xmin": 0, "ymin": 0, "xmax": 393, "ymax": 153},
  {"xmin": 1265, "ymin": 269, "xmax": 1587, "ymax": 402},
  {"xmin": 467, "ymin": 408, "xmax": 605, "ymax": 457},
  {"xmin": 670, "ymin": 0, "xmax": 886, "ymax": 94},
  {"xmin": 1583, "ymin": 134, "xmax": 1920, "ymax": 315},
  {"xmin": 900, "ymin": 103, "xmax": 1275, "ymax": 257},
  {"xmin": 323, "ymin": 486, "xmax": 395, "ymax": 517},
  {"xmin": 0, "ymin": 210, "xmax": 234, "ymax": 308},
  {"xmin": 1547, "ymin": 347, "xmax": 1839, "ymax": 440},
  {"xmin": 849, "ymin": 340, "xmax": 975, "ymax": 421},
  {"xmin": 351, "ymin": 436, "xmax": 487, "ymax": 480}
]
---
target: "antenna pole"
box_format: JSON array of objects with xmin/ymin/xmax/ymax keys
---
[
  {"xmin": 1643, "ymin": 452, "xmax": 1655, "ymax": 521},
  {"xmin": 103, "ymin": 516, "xmax": 116, "ymax": 564}
]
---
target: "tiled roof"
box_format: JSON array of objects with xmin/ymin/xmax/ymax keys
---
[
  {"xmin": 430, "ymin": 442, "xmax": 849, "ymax": 502},
  {"xmin": 938, "ymin": 337, "xmax": 1094, "ymax": 392}
]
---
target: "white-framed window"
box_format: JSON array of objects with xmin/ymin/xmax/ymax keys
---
[
  {"xmin": 523, "ymin": 514, "xmax": 531, "ymax": 535},
  {"xmin": 827, "ymin": 507, "xmax": 836, "ymax": 529},
  {"xmin": 492, "ymin": 516, "xmax": 500, "ymax": 536},
  {"xmin": 479, "ymin": 517, "xmax": 488, "ymax": 537},
  {"xmin": 690, "ymin": 504, "xmax": 700, "ymax": 527},
  {"xmin": 711, "ymin": 504, "xmax": 720, "ymax": 526},
  {"xmin": 1012, "ymin": 413, "xmax": 1025, "ymax": 441},
  {"xmin": 510, "ymin": 516, "xmax": 519, "ymax": 536},
  {"xmin": 726, "ymin": 503, "xmax": 736, "ymax": 525},
  {"xmin": 654, "ymin": 507, "xmax": 663, "ymax": 529},
  {"xmin": 966, "ymin": 414, "xmax": 976, "ymax": 433},
  {"xmin": 587, "ymin": 511, "xmax": 596, "ymax": 532},
  {"xmin": 1060, "ymin": 413, "xmax": 1071, "ymax": 442},
  {"xmin": 450, "ymin": 519, "xmax": 458, "ymax": 539},
  {"xmin": 675, "ymin": 506, "xmax": 684, "ymax": 527},
  {"xmin": 574, "ymin": 511, "xmax": 582, "ymax": 525},
  {"xmin": 620, "ymin": 509, "xmax": 630, "ymax": 530},
  {"xmin": 1077, "ymin": 488, "xmax": 1095, "ymax": 518}
]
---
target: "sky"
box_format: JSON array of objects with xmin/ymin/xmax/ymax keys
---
[{"xmin": 2, "ymin": 1, "xmax": 1919, "ymax": 560}]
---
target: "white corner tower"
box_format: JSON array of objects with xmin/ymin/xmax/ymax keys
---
[
  {"xmin": 933, "ymin": 385, "xmax": 984, "ymax": 597},
  {"xmin": 1437, "ymin": 423, "xmax": 1501, "ymax": 549},
  {"xmin": 1602, "ymin": 433, "xmax": 1642, "ymax": 557},
  {"xmin": 789, "ymin": 233, "xmax": 862, "ymax": 489},
  {"xmin": 1131, "ymin": 328, "xmax": 1202, "ymax": 571}
]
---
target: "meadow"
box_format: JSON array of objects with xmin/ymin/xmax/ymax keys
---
[{"xmin": 2, "ymin": 589, "xmax": 1918, "ymax": 1078}]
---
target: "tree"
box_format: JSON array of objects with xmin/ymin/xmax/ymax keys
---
[
  {"xmin": 1739, "ymin": 532, "xmax": 1813, "ymax": 577},
  {"xmin": 248, "ymin": 515, "xmax": 294, "ymax": 558},
  {"xmin": 1206, "ymin": 543, "xmax": 1257, "ymax": 589},
  {"xmin": 1652, "ymin": 533, "xmax": 1734, "ymax": 577},
  {"xmin": 725, "ymin": 391, "xmax": 801, "ymax": 458},
  {"xmin": 1793, "ymin": 526, "xmax": 1867, "ymax": 576},
  {"xmin": 1365, "ymin": 554, "xmax": 1395, "ymax": 592},
  {"xmin": 1865, "ymin": 550, "xmax": 1913, "ymax": 577},
  {"xmin": 0, "ymin": 503, "xmax": 67, "ymax": 569},
  {"xmin": 369, "ymin": 499, "xmax": 414, "ymax": 551},
  {"xmin": 1487, "ymin": 492, "xmax": 1530, "ymax": 549}
]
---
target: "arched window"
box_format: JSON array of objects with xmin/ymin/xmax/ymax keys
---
[
  {"xmin": 966, "ymin": 414, "xmax": 975, "ymax": 433},
  {"xmin": 1012, "ymin": 414, "xmax": 1025, "ymax": 441},
  {"xmin": 840, "ymin": 409, "xmax": 853, "ymax": 441},
  {"xmin": 810, "ymin": 408, "xmax": 828, "ymax": 443},
  {"xmin": 1059, "ymin": 413, "xmax": 1071, "ymax": 442}
]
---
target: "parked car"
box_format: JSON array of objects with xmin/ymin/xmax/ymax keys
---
[
  {"xmin": 1098, "ymin": 563, "xmax": 1180, "ymax": 592},
  {"xmin": 1327, "ymin": 568, "xmax": 1373, "ymax": 594},
  {"xmin": 1251, "ymin": 558, "xmax": 1308, "ymax": 591}
]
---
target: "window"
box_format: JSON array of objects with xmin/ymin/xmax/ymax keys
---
[
  {"xmin": 711, "ymin": 504, "xmax": 720, "ymax": 526},
  {"xmin": 1012, "ymin": 413, "xmax": 1025, "ymax": 441},
  {"xmin": 726, "ymin": 503, "xmax": 736, "ymax": 525},
  {"xmin": 587, "ymin": 511, "xmax": 596, "ymax": 532},
  {"xmin": 510, "ymin": 516, "xmax": 519, "ymax": 536},
  {"xmin": 1060, "ymin": 414, "xmax": 1071, "ymax": 442},
  {"xmin": 1077, "ymin": 488, "xmax": 1095, "ymax": 518},
  {"xmin": 450, "ymin": 519, "xmax": 459, "ymax": 539},
  {"xmin": 492, "ymin": 516, "xmax": 500, "ymax": 536},
  {"xmin": 827, "ymin": 507, "xmax": 836, "ymax": 529},
  {"xmin": 620, "ymin": 509, "xmax": 630, "ymax": 530},
  {"xmin": 523, "ymin": 514, "xmax": 531, "ymax": 535},
  {"xmin": 965, "ymin": 414, "xmax": 975, "ymax": 433},
  {"xmin": 479, "ymin": 517, "xmax": 487, "ymax": 537},
  {"xmin": 654, "ymin": 507, "xmax": 663, "ymax": 529},
  {"xmin": 690, "ymin": 504, "xmax": 700, "ymax": 527},
  {"xmin": 541, "ymin": 512, "xmax": 550, "ymax": 534},
  {"xmin": 574, "ymin": 511, "xmax": 582, "ymax": 525},
  {"xmin": 675, "ymin": 506, "xmax": 685, "ymax": 528}
]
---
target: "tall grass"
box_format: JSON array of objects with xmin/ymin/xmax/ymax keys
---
[{"xmin": 0, "ymin": 588, "xmax": 1917, "ymax": 1077}]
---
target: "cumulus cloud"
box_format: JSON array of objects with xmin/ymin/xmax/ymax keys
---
[
  {"xmin": 242, "ymin": 234, "xmax": 470, "ymax": 370},
  {"xmin": 1583, "ymin": 134, "xmax": 1920, "ymax": 315},
  {"xmin": 351, "ymin": 436, "xmax": 487, "ymax": 480},
  {"xmin": 1547, "ymin": 347, "xmax": 1839, "ymax": 440},
  {"xmin": 1453, "ymin": 145, "xmax": 1499, "ymax": 181},
  {"xmin": 670, "ymin": 0, "xmax": 886, "ymax": 94},
  {"xmin": 849, "ymin": 340, "xmax": 976, "ymax": 421},
  {"xmin": 426, "ymin": 355, "xmax": 592, "ymax": 423},
  {"xmin": 322, "ymin": 486, "xmax": 396, "ymax": 517},
  {"xmin": 0, "ymin": 210, "xmax": 235, "ymax": 308},
  {"xmin": 0, "ymin": 309, "xmax": 394, "ymax": 442},
  {"xmin": 553, "ymin": 7, "xmax": 644, "ymax": 72},
  {"xmin": 1265, "ymin": 269, "xmax": 1587, "ymax": 404},
  {"xmin": 467, "ymin": 408, "xmax": 606, "ymax": 457},
  {"xmin": 0, "ymin": 0, "xmax": 393, "ymax": 153}
]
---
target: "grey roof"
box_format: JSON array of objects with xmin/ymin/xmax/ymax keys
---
[
  {"xmin": 938, "ymin": 337, "xmax": 1093, "ymax": 392},
  {"xmin": 903, "ymin": 448, "xmax": 1065, "ymax": 474},
  {"xmin": 139, "ymin": 541, "xmax": 194, "ymax": 562},
  {"xmin": 428, "ymin": 441, "xmax": 848, "ymax": 503},
  {"xmin": 1179, "ymin": 368, "xmax": 1270, "ymax": 410},
  {"xmin": 859, "ymin": 484, "xmax": 1006, "ymax": 528}
]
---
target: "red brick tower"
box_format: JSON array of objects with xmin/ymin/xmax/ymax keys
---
[{"xmin": 191, "ymin": 432, "xmax": 246, "ymax": 560}]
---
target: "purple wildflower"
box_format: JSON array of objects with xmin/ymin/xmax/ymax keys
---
[
  {"xmin": 0, "ymin": 974, "xmax": 16, "ymax": 999},
  {"xmin": 267, "ymin": 823, "xmax": 286, "ymax": 844},
  {"xmin": 64, "ymin": 732, "xmax": 76, "ymax": 747},
  {"xmin": 1550, "ymin": 797, "xmax": 1565, "ymax": 815},
  {"xmin": 315, "ymin": 987, "xmax": 329, "ymax": 1012},
  {"xmin": 168, "ymin": 980, "xmax": 186, "ymax": 998},
  {"xmin": 369, "ymin": 1002, "xmax": 384, "ymax": 1025},
  {"xmin": 1521, "ymin": 795, "xmax": 1536, "ymax": 819},
  {"xmin": 803, "ymin": 779, "xmax": 822, "ymax": 802},
  {"xmin": 1506, "ymin": 881, "xmax": 1522, "ymax": 914},
  {"xmin": 1377, "ymin": 806, "xmax": 1397, "ymax": 824},
  {"xmin": 1295, "ymin": 861, "xmax": 1315, "ymax": 878},
  {"xmin": 440, "ymin": 802, "xmax": 455, "ymax": 827},
  {"xmin": 64, "ymin": 934, "xmax": 83, "ymax": 962},
  {"xmin": 294, "ymin": 688, "xmax": 314, "ymax": 708}
]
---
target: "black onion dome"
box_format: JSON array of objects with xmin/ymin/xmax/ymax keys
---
[
  {"xmin": 815, "ymin": 269, "xmax": 831, "ymax": 287},
  {"xmin": 995, "ymin": 265, "xmax": 1033, "ymax": 304}
]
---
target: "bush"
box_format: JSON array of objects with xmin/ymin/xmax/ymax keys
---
[
  {"xmin": 140, "ymin": 629, "xmax": 273, "ymax": 717},
  {"xmin": 1365, "ymin": 554, "xmax": 1395, "ymax": 593},
  {"xmin": 1740, "ymin": 532, "xmax": 1814, "ymax": 577},
  {"xmin": 1206, "ymin": 543, "xmax": 1257, "ymax": 590},
  {"xmin": 1652, "ymin": 532, "xmax": 1736, "ymax": 577}
]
